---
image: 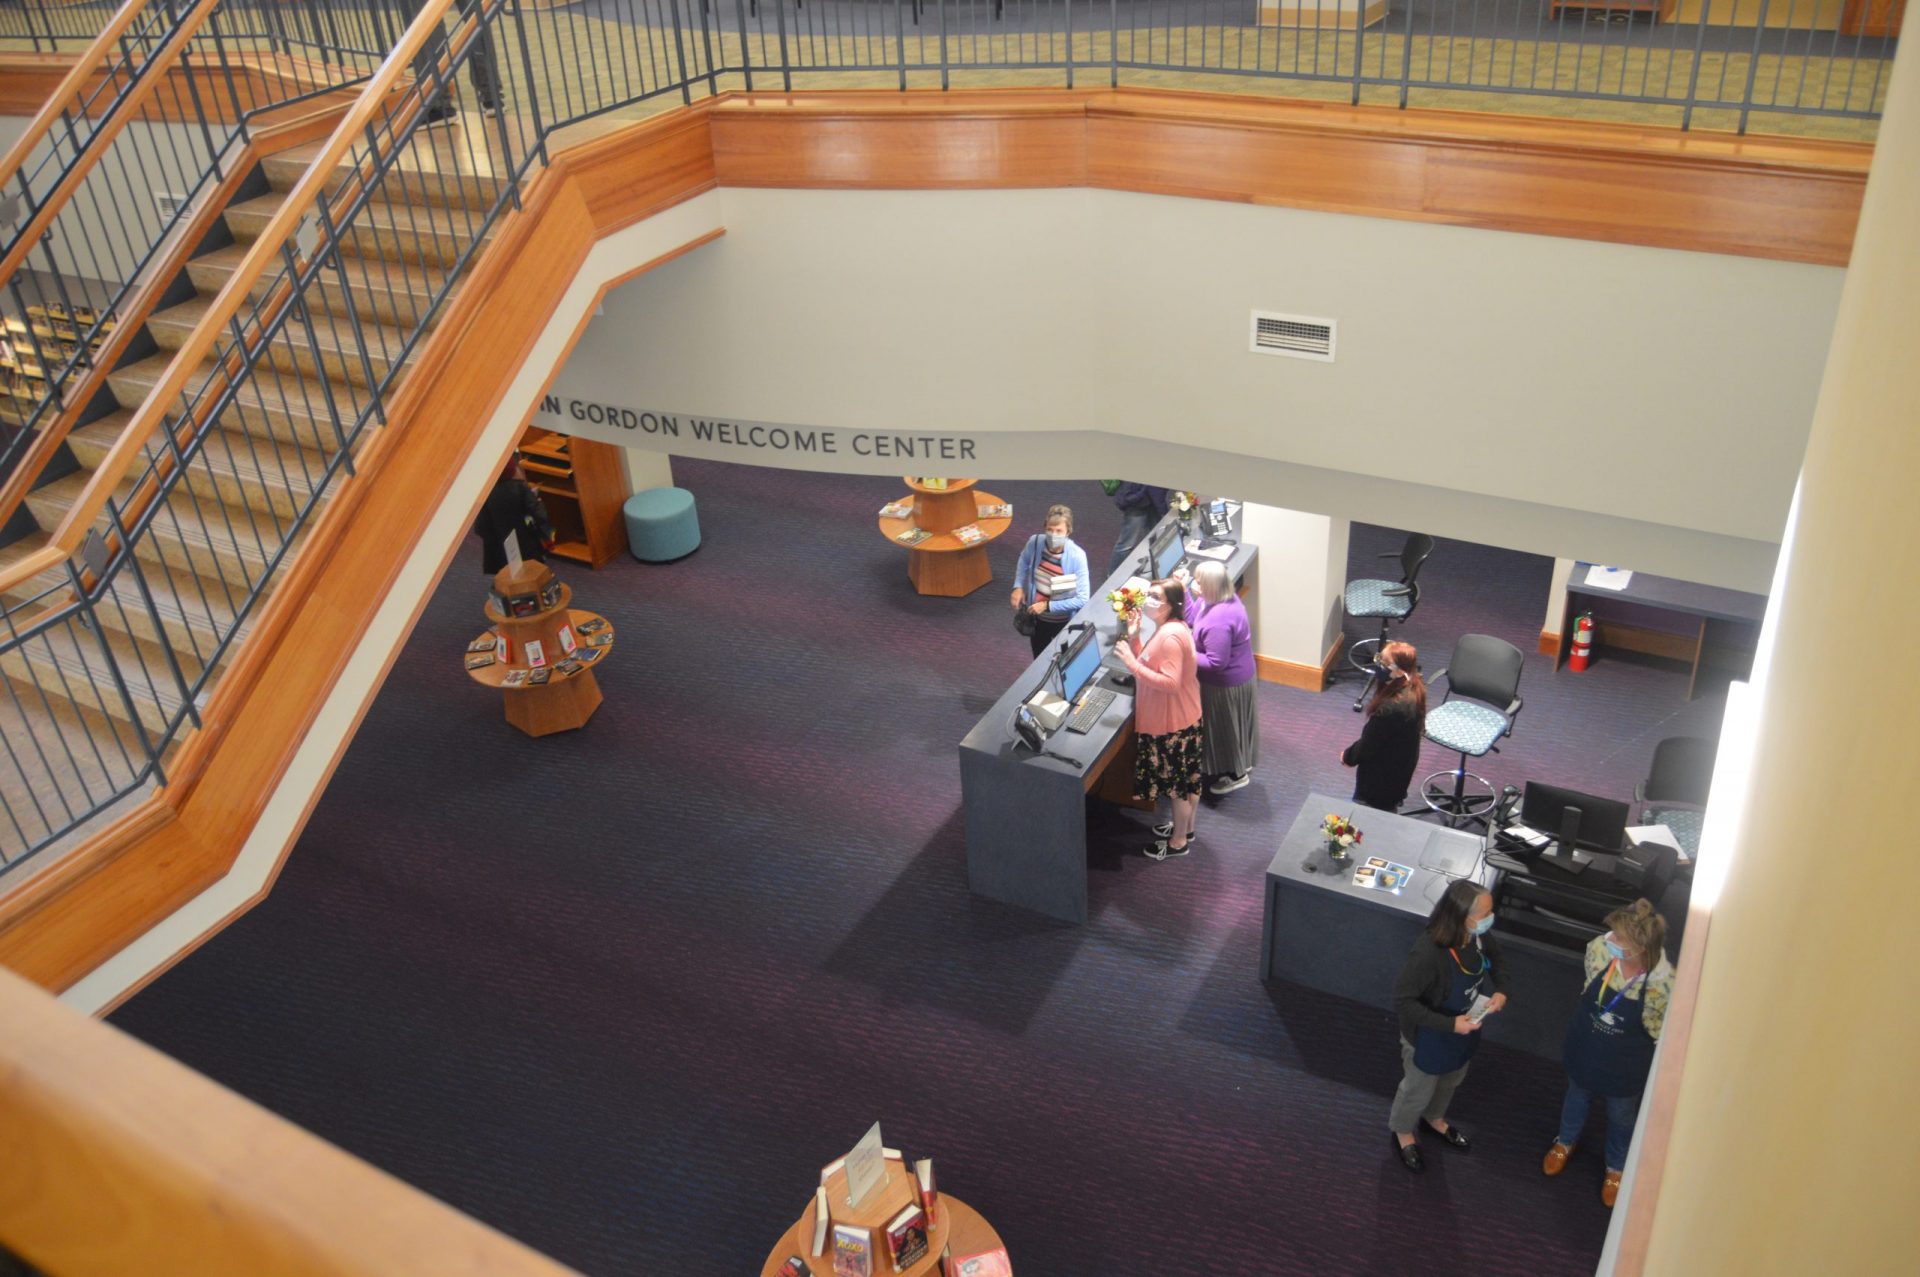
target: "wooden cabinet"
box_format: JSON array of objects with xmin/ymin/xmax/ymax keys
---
[{"xmin": 515, "ymin": 427, "xmax": 627, "ymax": 568}]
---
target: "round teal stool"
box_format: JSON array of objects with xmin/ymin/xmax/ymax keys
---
[{"xmin": 623, "ymin": 486, "xmax": 701, "ymax": 562}]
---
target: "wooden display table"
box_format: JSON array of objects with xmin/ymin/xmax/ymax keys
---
[
  {"xmin": 760, "ymin": 1160, "xmax": 1006, "ymax": 1277},
  {"xmin": 878, "ymin": 478, "xmax": 1013, "ymax": 598},
  {"xmin": 463, "ymin": 561, "xmax": 612, "ymax": 736}
]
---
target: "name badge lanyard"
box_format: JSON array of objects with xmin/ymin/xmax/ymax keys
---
[
  {"xmin": 1594, "ymin": 960, "xmax": 1645, "ymax": 1025},
  {"xmin": 1448, "ymin": 942, "xmax": 1488, "ymax": 1000}
]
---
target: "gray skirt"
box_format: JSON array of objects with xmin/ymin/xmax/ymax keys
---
[{"xmin": 1199, "ymin": 679, "xmax": 1259, "ymax": 778}]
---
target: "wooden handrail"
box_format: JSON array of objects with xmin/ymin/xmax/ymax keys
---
[
  {"xmin": 0, "ymin": 0, "xmax": 467, "ymax": 598},
  {"xmin": 0, "ymin": 0, "xmax": 225, "ymax": 284},
  {"xmin": 0, "ymin": 963, "xmax": 580, "ymax": 1275},
  {"xmin": 0, "ymin": 0, "xmax": 151, "ymax": 188}
]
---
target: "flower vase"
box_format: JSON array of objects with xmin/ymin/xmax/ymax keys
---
[{"xmin": 1326, "ymin": 840, "xmax": 1350, "ymax": 863}]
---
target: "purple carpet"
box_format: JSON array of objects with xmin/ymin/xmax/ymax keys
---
[{"xmin": 108, "ymin": 460, "xmax": 1725, "ymax": 1275}]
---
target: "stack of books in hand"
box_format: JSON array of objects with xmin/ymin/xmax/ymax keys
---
[{"xmin": 1039, "ymin": 570, "xmax": 1078, "ymax": 598}]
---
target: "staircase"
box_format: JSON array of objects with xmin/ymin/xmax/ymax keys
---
[{"xmin": 0, "ymin": 126, "xmax": 507, "ymax": 856}]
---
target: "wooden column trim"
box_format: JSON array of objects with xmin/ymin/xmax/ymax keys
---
[{"xmin": 1256, "ymin": 633, "xmax": 1345, "ymax": 692}]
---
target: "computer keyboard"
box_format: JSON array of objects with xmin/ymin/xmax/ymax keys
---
[{"xmin": 1065, "ymin": 687, "xmax": 1117, "ymax": 734}]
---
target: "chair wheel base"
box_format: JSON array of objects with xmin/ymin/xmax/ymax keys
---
[
  {"xmin": 1421, "ymin": 768, "xmax": 1497, "ymax": 828},
  {"xmin": 1347, "ymin": 636, "xmax": 1385, "ymax": 674}
]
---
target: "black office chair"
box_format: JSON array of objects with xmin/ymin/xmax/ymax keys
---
[
  {"xmin": 1419, "ymin": 634, "xmax": 1525, "ymax": 827},
  {"xmin": 1634, "ymin": 736, "xmax": 1716, "ymax": 861},
  {"xmin": 1343, "ymin": 532, "xmax": 1435, "ymax": 710}
]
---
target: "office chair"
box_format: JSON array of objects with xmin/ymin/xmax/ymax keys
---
[
  {"xmin": 1342, "ymin": 532, "xmax": 1435, "ymax": 711},
  {"xmin": 1634, "ymin": 735, "xmax": 1716, "ymax": 861},
  {"xmin": 1418, "ymin": 634, "xmax": 1525, "ymax": 827}
]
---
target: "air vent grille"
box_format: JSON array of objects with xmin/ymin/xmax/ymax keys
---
[
  {"xmin": 1250, "ymin": 310, "xmax": 1335, "ymax": 363},
  {"xmin": 155, "ymin": 192, "xmax": 186, "ymax": 219}
]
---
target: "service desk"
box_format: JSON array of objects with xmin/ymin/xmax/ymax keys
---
[
  {"xmin": 959, "ymin": 515, "xmax": 1256, "ymax": 924},
  {"xmin": 1558, "ymin": 562, "xmax": 1767, "ymax": 700},
  {"xmin": 1261, "ymin": 793, "xmax": 1582, "ymax": 1059}
]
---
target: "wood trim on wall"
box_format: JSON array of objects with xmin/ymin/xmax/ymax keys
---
[
  {"xmin": 1538, "ymin": 629, "xmax": 1561, "ymax": 656},
  {"xmin": 0, "ymin": 52, "xmax": 360, "ymax": 122},
  {"xmin": 707, "ymin": 89, "xmax": 1870, "ymax": 266},
  {"xmin": 1257, "ymin": 633, "xmax": 1344, "ymax": 692}
]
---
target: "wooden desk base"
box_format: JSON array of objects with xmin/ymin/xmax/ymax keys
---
[{"xmin": 504, "ymin": 667, "xmax": 602, "ymax": 736}]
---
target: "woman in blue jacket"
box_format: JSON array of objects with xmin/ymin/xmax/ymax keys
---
[{"xmin": 1012, "ymin": 504, "xmax": 1091, "ymax": 658}]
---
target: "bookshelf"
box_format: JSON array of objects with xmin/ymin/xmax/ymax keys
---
[
  {"xmin": 515, "ymin": 427, "xmax": 627, "ymax": 568},
  {"xmin": 0, "ymin": 304, "xmax": 115, "ymax": 426},
  {"xmin": 876, "ymin": 477, "xmax": 1014, "ymax": 597},
  {"xmin": 463, "ymin": 560, "xmax": 613, "ymax": 736}
]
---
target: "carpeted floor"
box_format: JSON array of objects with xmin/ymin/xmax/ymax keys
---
[{"xmin": 108, "ymin": 458, "xmax": 1729, "ymax": 1275}]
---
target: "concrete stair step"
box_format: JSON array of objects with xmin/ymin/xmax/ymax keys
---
[
  {"xmin": 186, "ymin": 243, "xmax": 452, "ymax": 334},
  {"xmin": 224, "ymin": 189, "xmax": 494, "ymax": 271},
  {"xmin": 108, "ymin": 351, "xmax": 378, "ymax": 454},
  {"xmin": 263, "ymin": 126, "xmax": 527, "ymax": 213},
  {"xmin": 145, "ymin": 294, "xmax": 418, "ymax": 392},
  {"xmin": 68, "ymin": 410, "xmax": 337, "ymax": 523}
]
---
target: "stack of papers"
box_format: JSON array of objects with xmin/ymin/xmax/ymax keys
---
[{"xmin": 1584, "ymin": 565, "xmax": 1634, "ymax": 591}]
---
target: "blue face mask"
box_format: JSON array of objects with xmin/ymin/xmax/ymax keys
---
[
  {"xmin": 1471, "ymin": 914, "xmax": 1495, "ymax": 936},
  {"xmin": 1604, "ymin": 937, "xmax": 1627, "ymax": 961},
  {"xmin": 1046, "ymin": 533, "xmax": 1066, "ymax": 551}
]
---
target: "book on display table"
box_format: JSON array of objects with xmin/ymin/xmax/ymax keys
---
[{"xmin": 832, "ymin": 1224, "xmax": 874, "ymax": 1277}]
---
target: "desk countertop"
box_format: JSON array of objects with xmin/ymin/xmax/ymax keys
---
[
  {"xmin": 1265, "ymin": 793, "xmax": 1496, "ymax": 920},
  {"xmin": 1567, "ymin": 562, "xmax": 1767, "ymax": 625}
]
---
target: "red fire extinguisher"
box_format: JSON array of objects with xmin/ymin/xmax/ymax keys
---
[{"xmin": 1569, "ymin": 612, "xmax": 1595, "ymax": 673}]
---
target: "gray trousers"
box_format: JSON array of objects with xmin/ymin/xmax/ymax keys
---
[{"xmin": 1388, "ymin": 1039, "xmax": 1469, "ymax": 1135}]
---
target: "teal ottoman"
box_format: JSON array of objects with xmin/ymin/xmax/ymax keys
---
[{"xmin": 624, "ymin": 486, "xmax": 700, "ymax": 562}]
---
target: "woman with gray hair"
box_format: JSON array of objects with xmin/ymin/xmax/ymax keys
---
[{"xmin": 1179, "ymin": 559, "xmax": 1259, "ymax": 797}]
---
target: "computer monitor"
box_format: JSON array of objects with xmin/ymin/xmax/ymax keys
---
[
  {"xmin": 1520, "ymin": 781, "xmax": 1631, "ymax": 873},
  {"xmin": 1149, "ymin": 522, "xmax": 1184, "ymax": 580},
  {"xmin": 1056, "ymin": 627, "xmax": 1103, "ymax": 701}
]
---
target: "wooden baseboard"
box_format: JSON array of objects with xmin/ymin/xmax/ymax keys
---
[
  {"xmin": 1257, "ymin": 634, "xmax": 1344, "ymax": 692},
  {"xmin": 1539, "ymin": 630, "xmax": 1561, "ymax": 656}
]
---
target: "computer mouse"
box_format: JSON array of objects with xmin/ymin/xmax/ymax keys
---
[{"xmin": 1109, "ymin": 671, "xmax": 1134, "ymax": 690}]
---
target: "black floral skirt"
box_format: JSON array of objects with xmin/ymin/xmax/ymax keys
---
[{"xmin": 1134, "ymin": 722, "xmax": 1205, "ymax": 802}]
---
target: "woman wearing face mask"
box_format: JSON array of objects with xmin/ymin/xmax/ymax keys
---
[
  {"xmin": 1389, "ymin": 879, "xmax": 1509, "ymax": 1172},
  {"xmin": 1341, "ymin": 641, "xmax": 1426, "ymax": 811},
  {"xmin": 1542, "ymin": 898, "xmax": 1673, "ymax": 1207},
  {"xmin": 1112, "ymin": 578, "xmax": 1203, "ymax": 860},
  {"xmin": 1011, "ymin": 504, "xmax": 1090, "ymax": 659}
]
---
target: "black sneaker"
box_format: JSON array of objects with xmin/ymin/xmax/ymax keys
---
[
  {"xmin": 420, "ymin": 104, "xmax": 458, "ymax": 129},
  {"xmin": 1146, "ymin": 837, "xmax": 1193, "ymax": 861}
]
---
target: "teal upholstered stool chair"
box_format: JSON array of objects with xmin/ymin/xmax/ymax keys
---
[{"xmin": 623, "ymin": 487, "xmax": 700, "ymax": 562}]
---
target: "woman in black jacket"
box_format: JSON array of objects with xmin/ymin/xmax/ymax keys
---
[
  {"xmin": 1343, "ymin": 641, "xmax": 1425, "ymax": 812},
  {"xmin": 474, "ymin": 457, "xmax": 553, "ymax": 575},
  {"xmin": 1388, "ymin": 878, "xmax": 1510, "ymax": 1172}
]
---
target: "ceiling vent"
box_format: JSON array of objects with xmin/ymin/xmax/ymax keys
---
[
  {"xmin": 155, "ymin": 192, "xmax": 187, "ymax": 219},
  {"xmin": 1250, "ymin": 310, "xmax": 1335, "ymax": 363}
]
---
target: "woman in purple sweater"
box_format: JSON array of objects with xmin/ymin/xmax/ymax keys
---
[{"xmin": 1182, "ymin": 560, "xmax": 1259, "ymax": 796}]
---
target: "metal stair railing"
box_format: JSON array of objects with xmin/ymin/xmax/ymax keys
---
[{"xmin": 0, "ymin": 0, "xmax": 411, "ymax": 531}]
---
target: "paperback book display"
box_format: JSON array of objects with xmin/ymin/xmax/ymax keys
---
[
  {"xmin": 895, "ymin": 528, "xmax": 933, "ymax": 546},
  {"xmin": 464, "ymin": 559, "xmax": 615, "ymax": 737},
  {"xmin": 951, "ymin": 524, "xmax": 985, "ymax": 546},
  {"xmin": 879, "ymin": 501, "xmax": 914, "ymax": 520},
  {"xmin": 975, "ymin": 502, "xmax": 1012, "ymax": 520},
  {"xmin": 766, "ymin": 1132, "xmax": 1006, "ymax": 1277}
]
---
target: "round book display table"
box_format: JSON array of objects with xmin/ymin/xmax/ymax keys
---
[
  {"xmin": 464, "ymin": 562, "xmax": 612, "ymax": 737},
  {"xmin": 877, "ymin": 477, "xmax": 1013, "ymax": 598},
  {"xmin": 760, "ymin": 1187, "xmax": 1006, "ymax": 1277}
]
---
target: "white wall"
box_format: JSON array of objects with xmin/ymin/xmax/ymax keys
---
[{"xmin": 539, "ymin": 186, "xmax": 1844, "ymax": 593}]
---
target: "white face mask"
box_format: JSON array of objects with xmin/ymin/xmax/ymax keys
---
[{"xmin": 1045, "ymin": 533, "xmax": 1066, "ymax": 551}]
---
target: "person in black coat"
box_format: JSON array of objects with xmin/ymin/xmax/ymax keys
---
[
  {"xmin": 1342, "ymin": 641, "xmax": 1426, "ymax": 811},
  {"xmin": 474, "ymin": 457, "xmax": 552, "ymax": 575},
  {"xmin": 1388, "ymin": 878, "xmax": 1510, "ymax": 1172}
]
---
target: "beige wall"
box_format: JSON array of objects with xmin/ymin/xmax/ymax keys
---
[
  {"xmin": 1628, "ymin": 32, "xmax": 1920, "ymax": 1275},
  {"xmin": 544, "ymin": 185, "xmax": 1844, "ymax": 592}
]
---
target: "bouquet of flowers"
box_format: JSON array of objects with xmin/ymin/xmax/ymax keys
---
[
  {"xmin": 1107, "ymin": 584, "xmax": 1147, "ymax": 617},
  {"xmin": 1321, "ymin": 812, "xmax": 1364, "ymax": 850},
  {"xmin": 1171, "ymin": 491, "xmax": 1201, "ymax": 517}
]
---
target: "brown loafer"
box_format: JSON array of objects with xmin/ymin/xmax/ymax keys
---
[
  {"xmin": 1542, "ymin": 1141, "xmax": 1574, "ymax": 1176},
  {"xmin": 1602, "ymin": 1169, "xmax": 1622, "ymax": 1207}
]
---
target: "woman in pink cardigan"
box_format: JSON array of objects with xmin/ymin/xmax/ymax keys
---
[{"xmin": 1114, "ymin": 578, "xmax": 1204, "ymax": 859}]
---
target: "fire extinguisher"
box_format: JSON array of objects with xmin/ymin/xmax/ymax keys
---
[{"xmin": 1569, "ymin": 612, "xmax": 1595, "ymax": 673}]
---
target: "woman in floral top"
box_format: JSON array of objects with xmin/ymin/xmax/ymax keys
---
[{"xmin": 1541, "ymin": 898, "xmax": 1675, "ymax": 1208}]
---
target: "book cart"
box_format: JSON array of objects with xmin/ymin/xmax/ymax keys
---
[
  {"xmin": 462, "ymin": 561, "xmax": 613, "ymax": 737},
  {"xmin": 876, "ymin": 477, "xmax": 1013, "ymax": 598},
  {"xmin": 760, "ymin": 1153, "xmax": 1007, "ymax": 1277}
]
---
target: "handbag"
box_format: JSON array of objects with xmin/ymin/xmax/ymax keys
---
[{"xmin": 1012, "ymin": 533, "xmax": 1042, "ymax": 635}]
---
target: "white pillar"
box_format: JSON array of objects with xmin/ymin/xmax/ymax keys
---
[
  {"xmin": 619, "ymin": 447, "xmax": 673, "ymax": 496},
  {"xmin": 1238, "ymin": 503, "xmax": 1349, "ymax": 691},
  {"xmin": 1541, "ymin": 556, "xmax": 1574, "ymax": 653}
]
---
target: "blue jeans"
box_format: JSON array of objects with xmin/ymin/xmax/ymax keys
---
[
  {"xmin": 1106, "ymin": 507, "xmax": 1156, "ymax": 578},
  {"xmin": 1557, "ymin": 1080, "xmax": 1642, "ymax": 1172}
]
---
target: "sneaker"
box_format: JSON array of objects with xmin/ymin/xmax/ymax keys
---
[
  {"xmin": 479, "ymin": 101, "xmax": 502, "ymax": 119},
  {"xmin": 1147, "ymin": 837, "xmax": 1192, "ymax": 860},
  {"xmin": 420, "ymin": 106, "xmax": 458, "ymax": 130},
  {"xmin": 1208, "ymin": 773, "xmax": 1251, "ymax": 795}
]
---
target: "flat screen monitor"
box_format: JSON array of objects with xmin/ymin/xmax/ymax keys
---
[
  {"xmin": 1520, "ymin": 782, "xmax": 1631, "ymax": 854},
  {"xmin": 1149, "ymin": 523, "xmax": 1184, "ymax": 580},
  {"xmin": 1057, "ymin": 628, "xmax": 1102, "ymax": 701}
]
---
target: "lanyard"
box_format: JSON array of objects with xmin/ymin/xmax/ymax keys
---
[
  {"xmin": 1595, "ymin": 960, "xmax": 1646, "ymax": 1016},
  {"xmin": 1447, "ymin": 942, "xmax": 1486, "ymax": 977}
]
